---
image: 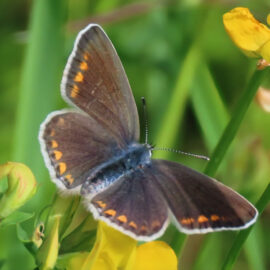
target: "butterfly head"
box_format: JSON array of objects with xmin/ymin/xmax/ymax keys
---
[{"xmin": 126, "ymin": 142, "xmax": 152, "ymax": 169}]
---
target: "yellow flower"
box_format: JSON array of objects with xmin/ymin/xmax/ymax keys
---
[
  {"xmin": 223, "ymin": 7, "xmax": 270, "ymax": 62},
  {"xmin": 59, "ymin": 222, "xmax": 178, "ymax": 270},
  {"xmin": 133, "ymin": 241, "xmax": 178, "ymax": 270},
  {"xmin": 0, "ymin": 162, "xmax": 37, "ymax": 218}
]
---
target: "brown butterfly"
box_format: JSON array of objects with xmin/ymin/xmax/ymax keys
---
[{"xmin": 39, "ymin": 24, "xmax": 257, "ymax": 241}]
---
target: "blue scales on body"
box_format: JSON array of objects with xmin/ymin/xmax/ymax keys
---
[{"xmin": 81, "ymin": 143, "xmax": 152, "ymax": 196}]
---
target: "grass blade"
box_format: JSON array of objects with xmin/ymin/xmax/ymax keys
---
[
  {"xmin": 204, "ymin": 68, "xmax": 269, "ymax": 177},
  {"xmin": 13, "ymin": 0, "xmax": 66, "ymax": 181},
  {"xmin": 222, "ymin": 183, "xmax": 270, "ymax": 270},
  {"xmin": 244, "ymin": 224, "xmax": 265, "ymax": 270},
  {"xmin": 154, "ymin": 46, "xmax": 200, "ymax": 159},
  {"xmin": 4, "ymin": 1, "xmax": 66, "ymax": 269},
  {"xmin": 191, "ymin": 62, "xmax": 228, "ymax": 151}
]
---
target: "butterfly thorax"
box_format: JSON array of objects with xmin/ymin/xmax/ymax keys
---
[{"xmin": 81, "ymin": 143, "xmax": 151, "ymax": 196}]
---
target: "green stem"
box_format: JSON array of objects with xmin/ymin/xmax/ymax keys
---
[
  {"xmin": 170, "ymin": 231, "xmax": 187, "ymax": 255},
  {"xmin": 222, "ymin": 183, "xmax": 270, "ymax": 270},
  {"xmin": 204, "ymin": 68, "xmax": 268, "ymax": 177}
]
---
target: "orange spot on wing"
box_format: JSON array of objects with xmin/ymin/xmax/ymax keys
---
[
  {"xmin": 151, "ymin": 220, "xmax": 161, "ymax": 228},
  {"xmin": 49, "ymin": 129, "xmax": 55, "ymax": 136},
  {"xmin": 181, "ymin": 218, "xmax": 195, "ymax": 225},
  {"xmin": 129, "ymin": 221, "xmax": 137, "ymax": 229},
  {"xmin": 50, "ymin": 140, "xmax": 58, "ymax": 148},
  {"xmin": 104, "ymin": 209, "xmax": 116, "ymax": 217},
  {"xmin": 83, "ymin": 52, "xmax": 90, "ymax": 60},
  {"xmin": 65, "ymin": 174, "xmax": 74, "ymax": 185},
  {"xmin": 71, "ymin": 85, "xmax": 79, "ymax": 98},
  {"xmin": 117, "ymin": 215, "xmax": 127, "ymax": 223},
  {"xmin": 96, "ymin": 200, "xmax": 107, "ymax": 208},
  {"xmin": 198, "ymin": 215, "xmax": 209, "ymax": 223},
  {"xmin": 140, "ymin": 225, "xmax": 147, "ymax": 233},
  {"xmin": 57, "ymin": 117, "xmax": 65, "ymax": 125},
  {"xmin": 74, "ymin": 72, "xmax": 84, "ymax": 82},
  {"xmin": 53, "ymin": 150, "xmax": 62, "ymax": 160},
  {"xmin": 211, "ymin": 215, "xmax": 220, "ymax": 221},
  {"xmin": 80, "ymin": 61, "xmax": 88, "ymax": 70},
  {"xmin": 58, "ymin": 162, "xmax": 67, "ymax": 175}
]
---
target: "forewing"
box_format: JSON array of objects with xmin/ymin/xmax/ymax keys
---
[
  {"xmin": 61, "ymin": 24, "xmax": 139, "ymax": 143},
  {"xmin": 88, "ymin": 168, "xmax": 169, "ymax": 241},
  {"xmin": 151, "ymin": 160, "xmax": 258, "ymax": 234},
  {"xmin": 39, "ymin": 110, "xmax": 126, "ymax": 192}
]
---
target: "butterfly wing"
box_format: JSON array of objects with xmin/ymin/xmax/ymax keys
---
[
  {"xmin": 61, "ymin": 24, "xmax": 139, "ymax": 143},
  {"xmin": 40, "ymin": 24, "xmax": 140, "ymax": 193},
  {"xmin": 89, "ymin": 168, "xmax": 169, "ymax": 241},
  {"xmin": 151, "ymin": 160, "xmax": 258, "ymax": 233},
  {"xmin": 39, "ymin": 110, "xmax": 128, "ymax": 192}
]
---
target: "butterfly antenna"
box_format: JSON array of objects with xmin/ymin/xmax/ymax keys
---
[
  {"xmin": 141, "ymin": 97, "xmax": 149, "ymax": 144},
  {"xmin": 152, "ymin": 147, "xmax": 210, "ymax": 161}
]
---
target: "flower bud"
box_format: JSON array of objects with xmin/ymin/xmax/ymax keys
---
[
  {"xmin": 37, "ymin": 215, "xmax": 60, "ymax": 269},
  {"xmin": 256, "ymin": 87, "xmax": 270, "ymax": 112},
  {"xmin": 0, "ymin": 162, "xmax": 37, "ymax": 218},
  {"xmin": 32, "ymin": 223, "xmax": 45, "ymax": 248}
]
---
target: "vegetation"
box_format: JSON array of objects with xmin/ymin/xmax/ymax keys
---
[{"xmin": 0, "ymin": 0, "xmax": 269, "ymax": 269}]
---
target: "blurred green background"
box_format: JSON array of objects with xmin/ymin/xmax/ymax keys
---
[{"xmin": 0, "ymin": 0, "xmax": 270, "ymax": 269}]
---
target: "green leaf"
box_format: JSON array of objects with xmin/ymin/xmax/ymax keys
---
[
  {"xmin": 16, "ymin": 223, "xmax": 30, "ymax": 242},
  {"xmin": 56, "ymin": 252, "xmax": 89, "ymax": 270},
  {"xmin": 60, "ymin": 217, "xmax": 96, "ymax": 254},
  {"xmin": 0, "ymin": 211, "xmax": 33, "ymax": 228},
  {"xmin": 16, "ymin": 223, "xmax": 39, "ymax": 256}
]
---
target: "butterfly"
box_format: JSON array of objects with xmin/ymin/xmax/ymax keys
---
[{"xmin": 39, "ymin": 24, "xmax": 258, "ymax": 241}]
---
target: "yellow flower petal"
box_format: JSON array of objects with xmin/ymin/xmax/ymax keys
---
[
  {"xmin": 133, "ymin": 241, "xmax": 178, "ymax": 270},
  {"xmin": 61, "ymin": 222, "xmax": 178, "ymax": 270},
  {"xmin": 81, "ymin": 222, "xmax": 137, "ymax": 270},
  {"xmin": 223, "ymin": 7, "xmax": 270, "ymax": 58},
  {"xmin": 260, "ymin": 39, "xmax": 270, "ymax": 62}
]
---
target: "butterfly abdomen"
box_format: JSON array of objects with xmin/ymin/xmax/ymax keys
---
[{"xmin": 81, "ymin": 143, "xmax": 151, "ymax": 196}]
